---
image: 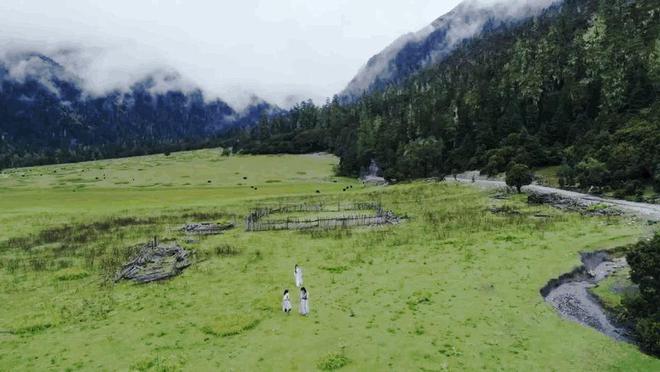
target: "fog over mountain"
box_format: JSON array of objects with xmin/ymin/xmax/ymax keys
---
[
  {"xmin": 343, "ymin": 0, "xmax": 562, "ymax": 97},
  {"xmin": 0, "ymin": 0, "xmax": 574, "ymax": 169},
  {"xmin": 0, "ymin": 0, "xmax": 464, "ymax": 109}
]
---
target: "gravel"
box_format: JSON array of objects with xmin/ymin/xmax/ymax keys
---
[
  {"xmin": 450, "ymin": 172, "xmax": 660, "ymax": 221},
  {"xmin": 542, "ymin": 255, "xmax": 632, "ymax": 342}
]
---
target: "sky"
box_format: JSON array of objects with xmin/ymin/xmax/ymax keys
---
[{"xmin": 0, "ymin": 0, "xmax": 464, "ymax": 109}]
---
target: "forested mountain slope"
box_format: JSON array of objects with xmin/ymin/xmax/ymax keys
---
[
  {"xmin": 342, "ymin": 0, "xmax": 560, "ymax": 98},
  {"xmin": 235, "ymin": 0, "xmax": 660, "ymax": 197},
  {"xmin": 0, "ymin": 53, "xmax": 275, "ymax": 168}
]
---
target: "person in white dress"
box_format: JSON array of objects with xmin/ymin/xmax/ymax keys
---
[
  {"xmin": 299, "ymin": 287, "xmax": 309, "ymax": 316},
  {"xmin": 282, "ymin": 289, "xmax": 292, "ymax": 314},
  {"xmin": 294, "ymin": 264, "xmax": 303, "ymax": 288}
]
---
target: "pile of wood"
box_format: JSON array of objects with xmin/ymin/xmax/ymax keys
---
[
  {"xmin": 527, "ymin": 192, "xmax": 622, "ymax": 217},
  {"xmin": 181, "ymin": 222, "xmax": 234, "ymax": 235},
  {"xmin": 115, "ymin": 242, "xmax": 191, "ymax": 283}
]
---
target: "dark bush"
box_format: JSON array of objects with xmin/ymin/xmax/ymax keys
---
[
  {"xmin": 214, "ymin": 244, "xmax": 240, "ymax": 257},
  {"xmin": 575, "ymin": 158, "xmax": 610, "ymax": 188},
  {"xmin": 506, "ymin": 163, "xmax": 533, "ymax": 193},
  {"xmin": 624, "ymin": 234, "xmax": 660, "ymax": 356}
]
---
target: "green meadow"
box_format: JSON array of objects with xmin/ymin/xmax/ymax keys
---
[{"xmin": 0, "ymin": 149, "xmax": 658, "ymax": 371}]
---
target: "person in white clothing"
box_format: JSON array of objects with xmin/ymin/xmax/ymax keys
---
[
  {"xmin": 282, "ymin": 289, "xmax": 292, "ymax": 314},
  {"xmin": 294, "ymin": 264, "xmax": 303, "ymax": 288},
  {"xmin": 299, "ymin": 287, "xmax": 309, "ymax": 316}
]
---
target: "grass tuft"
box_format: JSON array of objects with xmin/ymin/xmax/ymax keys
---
[
  {"xmin": 214, "ymin": 244, "xmax": 240, "ymax": 257},
  {"xmin": 54, "ymin": 267, "xmax": 89, "ymax": 281},
  {"xmin": 201, "ymin": 315, "xmax": 261, "ymax": 337},
  {"xmin": 317, "ymin": 351, "xmax": 349, "ymax": 371}
]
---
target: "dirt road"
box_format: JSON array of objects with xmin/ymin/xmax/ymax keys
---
[{"xmin": 451, "ymin": 172, "xmax": 660, "ymax": 221}]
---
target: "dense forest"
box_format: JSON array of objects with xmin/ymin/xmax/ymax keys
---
[
  {"xmin": 231, "ymin": 0, "xmax": 660, "ymax": 197},
  {"xmin": 0, "ymin": 56, "xmax": 274, "ymax": 169},
  {"xmin": 625, "ymin": 233, "xmax": 660, "ymax": 356}
]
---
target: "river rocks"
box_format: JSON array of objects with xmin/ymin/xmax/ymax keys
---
[
  {"xmin": 181, "ymin": 222, "xmax": 234, "ymax": 235},
  {"xmin": 360, "ymin": 160, "xmax": 387, "ymax": 186},
  {"xmin": 541, "ymin": 252, "xmax": 633, "ymax": 342},
  {"xmin": 361, "ymin": 175, "xmax": 387, "ymax": 186},
  {"xmin": 115, "ymin": 242, "xmax": 191, "ymax": 283},
  {"xmin": 489, "ymin": 205, "xmax": 521, "ymax": 216},
  {"xmin": 550, "ymin": 287, "xmax": 604, "ymax": 330},
  {"xmin": 527, "ymin": 192, "xmax": 622, "ymax": 216}
]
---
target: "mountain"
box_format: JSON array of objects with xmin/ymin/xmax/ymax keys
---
[
  {"xmin": 342, "ymin": 0, "xmax": 561, "ymax": 98},
  {"xmin": 237, "ymin": 0, "xmax": 660, "ymax": 198},
  {"xmin": 0, "ymin": 52, "xmax": 277, "ymax": 168}
]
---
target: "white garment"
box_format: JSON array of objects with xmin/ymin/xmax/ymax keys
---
[
  {"xmin": 282, "ymin": 293, "xmax": 292, "ymax": 312},
  {"xmin": 294, "ymin": 267, "xmax": 303, "ymax": 287},
  {"xmin": 299, "ymin": 291, "xmax": 309, "ymax": 315}
]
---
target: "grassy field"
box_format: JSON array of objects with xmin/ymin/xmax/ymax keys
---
[{"xmin": 0, "ymin": 149, "xmax": 658, "ymax": 371}]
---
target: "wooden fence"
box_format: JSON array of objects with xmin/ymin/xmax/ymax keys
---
[{"xmin": 244, "ymin": 202, "xmax": 399, "ymax": 232}]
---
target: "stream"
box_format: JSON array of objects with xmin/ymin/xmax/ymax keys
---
[{"xmin": 540, "ymin": 252, "xmax": 633, "ymax": 342}]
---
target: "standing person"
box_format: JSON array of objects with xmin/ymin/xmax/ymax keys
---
[
  {"xmin": 299, "ymin": 287, "xmax": 309, "ymax": 316},
  {"xmin": 282, "ymin": 289, "xmax": 292, "ymax": 314},
  {"xmin": 294, "ymin": 264, "xmax": 303, "ymax": 288}
]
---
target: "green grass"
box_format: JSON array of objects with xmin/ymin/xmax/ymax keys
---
[
  {"xmin": 0, "ymin": 149, "xmax": 658, "ymax": 371},
  {"xmin": 534, "ymin": 165, "xmax": 561, "ymax": 187},
  {"xmin": 590, "ymin": 268, "xmax": 639, "ymax": 312}
]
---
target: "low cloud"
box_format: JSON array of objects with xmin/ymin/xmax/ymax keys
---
[
  {"xmin": 344, "ymin": 0, "xmax": 560, "ymax": 96},
  {"xmin": 0, "ymin": 1, "xmax": 556, "ymax": 109}
]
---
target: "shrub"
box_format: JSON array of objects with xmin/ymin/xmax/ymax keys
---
[
  {"xmin": 575, "ymin": 157, "xmax": 609, "ymax": 188},
  {"xmin": 505, "ymin": 163, "xmax": 533, "ymax": 193},
  {"xmin": 635, "ymin": 318, "xmax": 660, "ymax": 355},
  {"xmin": 214, "ymin": 244, "xmax": 240, "ymax": 257},
  {"xmin": 624, "ymin": 234, "xmax": 660, "ymax": 356},
  {"xmin": 557, "ymin": 163, "xmax": 575, "ymax": 188}
]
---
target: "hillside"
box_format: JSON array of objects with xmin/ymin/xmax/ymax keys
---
[
  {"xmin": 236, "ymin": 0, "xmax": 660, "ymax": 199},
  {"xmin": 0, "ymin": 53, "xmax": 276, "ymax": 169},
  {"xmin": 342, "ymin": 0, "xmax": 561, "ymax": 98}
]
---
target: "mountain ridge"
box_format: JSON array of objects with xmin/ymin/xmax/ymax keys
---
[
  {"xmin": 236, "ymin": 0, "xmax": 660, "ymax": 199},
  {"xmin": 342, "ymin": 0, "xmax": 562, "ymax": 98},
  {"xmin": 0, "ymin": 52, "xmax": 278, "ymax": 168}
]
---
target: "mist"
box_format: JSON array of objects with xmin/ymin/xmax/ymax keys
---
[
  {"xmin": 344, "ymin": 0, "xmax": 561, "ymax": 96},
  {"xmin": 0, "ymin": 0, "xmax": 468, "ymax": 109}
]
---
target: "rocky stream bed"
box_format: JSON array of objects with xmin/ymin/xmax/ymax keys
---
[{"xmin": 540, "ymin": 252, "xmax": 633, "ymax": 342}]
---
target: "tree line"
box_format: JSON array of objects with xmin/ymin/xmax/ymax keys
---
[{"xmin": 228, "ymin": 0, "xmax": 660, "ymax": 198}]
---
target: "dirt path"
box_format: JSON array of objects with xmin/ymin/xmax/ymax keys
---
[{"xmin": 450, "ymin": 172, "xmax": 660, "ymax": 221}]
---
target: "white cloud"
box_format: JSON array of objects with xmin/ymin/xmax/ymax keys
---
[
  {"xmin": 344, "ymin": 0, "xmax": 561, "ymax": 96},
  {"xmin": 0, "ymin": 0, "xmax": 466, "ymax": 108}
]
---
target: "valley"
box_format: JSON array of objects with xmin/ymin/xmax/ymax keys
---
[{"xmin": 1, "ymin": 150, "xmax": 658, "ymax": 370}]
